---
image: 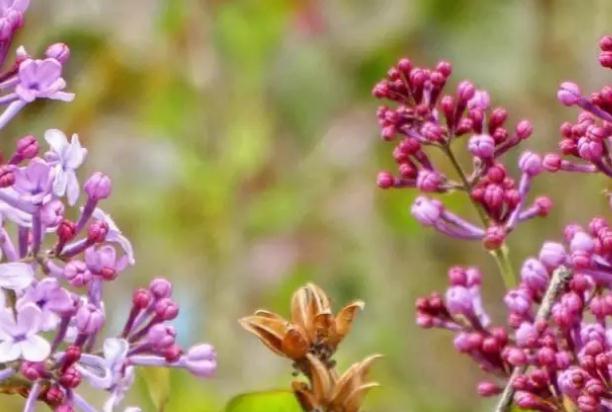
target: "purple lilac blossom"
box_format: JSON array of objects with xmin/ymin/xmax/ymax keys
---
[
  {"xmin": 0, "ymin": 4, "xmax": 216, "ymax": 411},
  {"xmin": 372, "ymin": 55, "xmax": 551, "ymax": 250},
  {"xmin": 409, "ymin": 35, "xmax": 612, "ymax": 411}
]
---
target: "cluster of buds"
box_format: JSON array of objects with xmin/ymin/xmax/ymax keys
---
[
  {"xmin": 544, "ymin": 35, "xmax": 612, "ymax": 180},
  {"xmin": 401, "ymin": 35, "xmax": 612, "ymax": 411},
  {"xmin": 240, "ymin": 284, "xmax": 379, "ymax": 412},
  {"xmin": 373, "ymin": 56, "xmax": 550, "ymax": 250},
  {"xmin": 0, "ymin": 3, "xmax": 216, "ymax": 412},
  {"xmin": 417, "ymin": 217, "xmax": 612, "ymax": 411}
]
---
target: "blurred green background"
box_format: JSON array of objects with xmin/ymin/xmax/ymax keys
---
[{"xmin": 3, "ymin": 0, "xmax": 612, "ymax": 411}]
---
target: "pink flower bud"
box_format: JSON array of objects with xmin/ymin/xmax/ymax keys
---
[
  {"xmin": 542, "ymin": 153, "xmax": 561, "ymax": 172},
  {"xmin": 75, "ymin": 303, "xmax": 105, "ymax": 334},
  {"xmin": 133, "ymin": 288, "xmax": 152, "ymax": 309},
  {"xmin": 0, "ymin": 165, "xmax": 15, "ymax": 188},
  {"xmin": 468, "ymin": 134, "xmax": 495, "ymax": 158},
  {"xmin": 477, "ymin": 381, "xmax": 502, "ymax": 397},
  {"xmin": 515, "ymin": 120, "xmax": 533, "ymax": 140},
  {"xmin": 483, "ymin": 225, "xmax": 506, "ymax": 250},
  {"xmin": 154, "ymin": 298, "xmax": 179, "ymax": 321},
  {"xmin": 84, "ymin": 172, "xmax": 112, "ymax": 201},
  {"xmin": 147, "ymin": 323, "xmax": 176, "ymax": 350},
  {"xmin": 411, "ymin": 196, "xmax": 442, "ymax": 226},
  {"xmin": 538, "ymin": 242, "xmax": 566, "ymax": 270},
  {"xmin": 184, "ymin": 344, "xmax": 217, "ymax": 378},
  {"xmin": 518, "ymin": 151, "xmax": 542, "ymax": 176},
  {"xmin": 64, "ymin": 261, "xmax": 92, "ymax": 287},
  {"xmin": 87, "ymin": 221, "xmax": 109, "ymax": 243},
  {"xmin": 376, "ymin": 171, "xmax": 395, "ymax": 189},
  {"xmin": 557, "ymin": 82, "xmax": 581, "ymax": 106},
  {"xmin": 457, "ymin": 80, "xmax": 475, "ymax": 102},
  {"xmin": 149, "ymin": 278, "xmax": 173, "ymax": 299},
  {"xmin": 416, "ymin": 169, "xmax": 443, "ymax": 192},
  {"xmin": 16, "ymin": 135, "xmax": 38, "ymax": 159},
  {"xmin": 45, "ymin": 43, "xmax": 70, "ymax": 64}
]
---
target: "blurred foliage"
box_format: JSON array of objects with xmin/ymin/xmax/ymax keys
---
[
  {"xmin": 225, "ymin": 391, "xmax": 302, "ymax": 412},
  {"xmin": 0, "ymin": 0, "xmax": 611, "ymax": 411}
]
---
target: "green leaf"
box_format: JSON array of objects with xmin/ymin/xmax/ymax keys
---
[
  {"xmin": 225, "ymin": 390, "xmax": 302, "ymax": 412},
  {"xmin": 141, "ymin": 367, "xmax": 171, "ymax": 412}
]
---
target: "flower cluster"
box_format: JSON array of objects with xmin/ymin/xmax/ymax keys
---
[
  {"xmin": 240, "ymin": 284, "xmax": 379, "ymax": 412},
  {"xmin": 380, "ymin": 35, "xmax": 612, "ymax": 411},
  {"xmin": 373, "ymin": 57, "xmax": 551, "ymax": 249},
  {"xmin": 0, "ymin": 3, "xmax": 216, "ymax": 412},
  {"xmin": 417, "ymin": 217, "xmax": 612, "ymax": 411},
  {"xmin": 544, "ymin": 35, "xmax": 612, "ymax": 179}
]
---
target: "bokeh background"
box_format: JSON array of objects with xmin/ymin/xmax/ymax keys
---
[{"xmin": 3, "ymin": 0, "xmax": 612, "ymax": 411}]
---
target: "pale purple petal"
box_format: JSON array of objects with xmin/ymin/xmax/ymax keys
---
[
  {"xmin": 65, "ymin": 134, "xmax": 86, "ymax": 169},
  {"xmin": 49, "ymin": 90, "xmax": 75, "ymax": 102},
  {"xmin": 98, "ymin": 246, "xmax": 117, "ymax": 268},
  {"xmin": 35, "ymin": 59, "xmax": 61, "ymax": 88},
  {"xmin": 44, "ymin": 128, "xmax": 68, "ymax": 154},
  {"xmin": 12, "ymin": 0, "xmax": 29, "ymax": 12},
  {"xmin": 0, "ymin": 262, "xmax": 34, "ymax": 290},
  {"xmin": 66, "ymin": 170, "xmax": 79, "ymax": 205},
  {"xmin": 18, "ymin": 59, "xmax": 37, "ymax": 85},
  {"xmin": 0, "ymin": 340, "xmax": 20, "ymax": 362},
  {"xmin": 16, "ymin": 302, "xmax": 42, "ymax": 334},
  {"xmin": 19, "ymin": 335, "xmax": 50, "ymax": 362},
  {"xmin": 52, "ymin": 166, "xmax": 67, "ymax": 196}
]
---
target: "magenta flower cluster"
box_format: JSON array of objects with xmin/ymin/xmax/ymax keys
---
[
  {"xmin": 0, "ymin": 2, "xmax": 216, "ymax": 412},
  {"xmin": 543, "ymin": 36, "xmax": 612, "ymax": 185},
  {"xmin": 373, "ymin": 54, "xmax": 550, "ymax": 250},
  {"xmin": 374, "ymin": 35, "xmax": 612, "ymax": 411}
]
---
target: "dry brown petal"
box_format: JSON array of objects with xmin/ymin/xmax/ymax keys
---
[
  {"xmin": 305, "ymin": 353, "xmax": 333, "ymax": 403},
  {"xmin": 239, "ymin": 315, "xmax": 290, "ymax": 357},
  {"xmin": 331, "ymin": 300, "xmax": 365, "ymax": 346},
  {"xmin": 306, "ymin": 283, "xmax": 332, "ymax": 314},
  {"xmin": 313, "ymin": 311, "xmax": 334, "ymax": 340},
  {"xmin": 331, "ymin": 354, "xmax": 382, "ymax": 406},
  {"xmin": 281, "ymin": 326, "xmax": 310, "ymax": 360},
  {"xmin": 343, "ymin": 382, "xmax": 380, "ymax": 412},
  {"xmin": 291, "ymin": 287, "xmax": 312, "ymax": 334},
  {"xmin": 253, "ymin": 309, "xmax": 284, "ymax": 320}
]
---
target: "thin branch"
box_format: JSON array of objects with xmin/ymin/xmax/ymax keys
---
[{"xmin": 494, "ymin": 266, "xmax": 572, "ymax": 412}]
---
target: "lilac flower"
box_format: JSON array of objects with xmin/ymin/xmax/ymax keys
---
[
  {"xmin": 0, "ymin": 3, "xmax": 215, "ymax": 410},
  {"xmin": 12, "ymin": 157, "xmax": 52, "ymax": 205},
  {"xmin": 15, "ymin": 58, "xmax": 74, "ymax": 103},
  {"xmin": 0, "ymin": 303, "xmax": 50, "ymax": 362},
  {"xmin": 0, "ymin": 261, "xmax": 33, "ymax": 290},
  {"xmin": 93, "ymin": 208, "xmax": 135, "ymax": 265},
  {"xmin": 44, "ymin": 129, "xmax": 87, "ymax": 205},
  {"xmin": 17, "ymin": 277, "xmax": 73, "ymax": 330},
  {"xmin": 85, "ymin": 245, "xmax": 129, "ymax": 281},
  {"xmin": 373, "ymin": 55, "xmax": 547, "ymax": 262},
  {"xmin": 182, "ymin": 344, "xmax": 217, "ymax": 378}
]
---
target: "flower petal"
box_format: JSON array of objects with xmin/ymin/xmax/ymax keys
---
[
  {"xmin": 17, "ymin": 302, "xmax": 42, "ymax": 333},
  {"xmin": 36, "ymin": 59, "xmax": 62, "ymax": 88},
  {"xmin": 65, "ymin": 134, "xmax": 87, "ymax": 169},
  {"xmin": 0, "ymin": 262, "xmax": 34, "ymax": 290},
  {"xmin": 52, "ymin": 167, "xmax": 68, "ymax": 196},
  {"xmin": 20, "ymin": 335, "xmax": 50, "ymax": 362},
  {"xmin": 66, "ymin": 170, "xmax": 80, "ymax": 206},
  {"xmin": 44, "ymin": 128, "xmax": 68, "ymax": 154},
  {"xmin": 0, "ymin": 340, "xmax": 20, "ymax": 362}
]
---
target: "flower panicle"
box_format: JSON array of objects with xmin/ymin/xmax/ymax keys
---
[
  {"xmin": 416, "ymin": 216, "xmax": 612, "ymax": 411},
  {"xmin": 0, "ymin": 4, "xmax": 217, "ymax": 411},
  {"xmin": 373, "ymin": 56, "xmax": 549, "ymax": 250},
  {"xmin": 544, "ymin": 35, "xmax": 612, "ymax": 180}
]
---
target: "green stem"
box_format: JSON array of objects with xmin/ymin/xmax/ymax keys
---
[
  {"xmin": 442, "ymin": 144, "xmax": 517, "ymax": 288},
  {"xmin": 491, "ymin": 244, "xmax": 516, "ymax": 288}
]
